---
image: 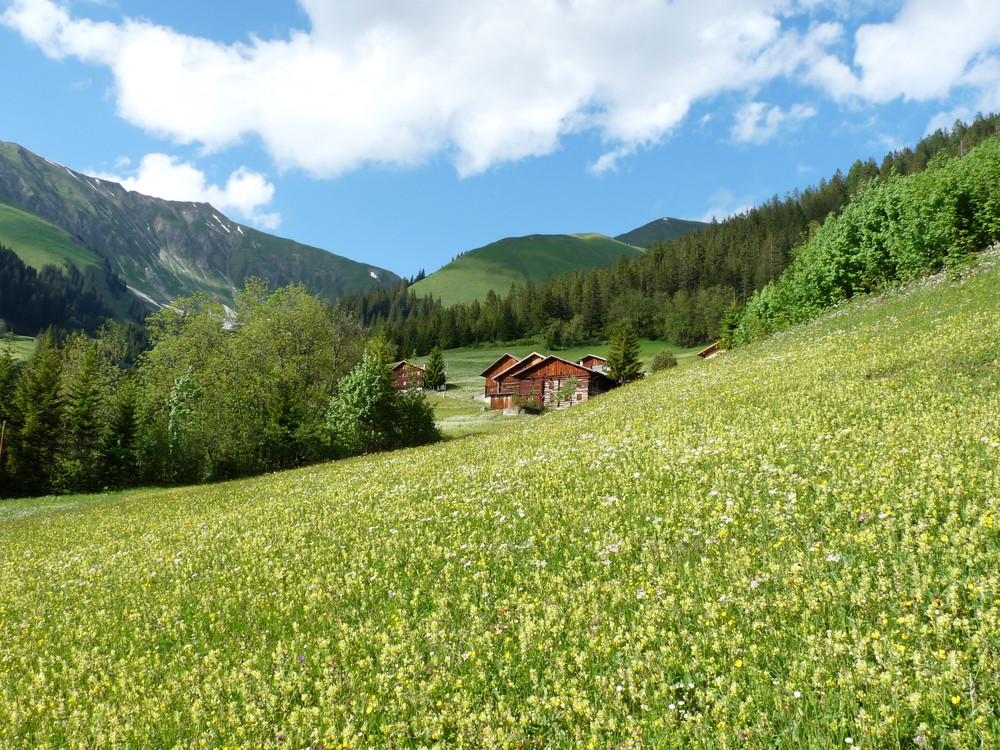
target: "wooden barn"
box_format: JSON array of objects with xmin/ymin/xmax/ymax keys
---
[
  {"xmin": 481, "ymin": 352, "xmax": 546, "ymax": 410},
  {"xmin": 482, "ymin": 352, "xmax": 614, "ymax": 410},
  {"xmin": 390, "ymin": 360, "xmax": 425, "ymax": 390}
]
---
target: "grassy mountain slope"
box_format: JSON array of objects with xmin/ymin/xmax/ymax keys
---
[
  {"xmin": 0, "ymin": 141, "xmax": 400, "ymax": 311},
  {"xmin": 409, "ymin": 233, "xmax": 642, "ymax": 305},
  {"xmin": 3, "ymin": 248, "xmax": 999, "ymax": 747},
  {"xmin": 613, "ymin": 215, "xmax": 708, "ymax": 247},
  {"xmin": 0, "ymin": 202, "xmax": 99, "ymax": 270}
]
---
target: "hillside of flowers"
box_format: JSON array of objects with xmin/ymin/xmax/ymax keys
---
[{"xmin": 2, "ymin": 250, "xmax": 999, "ymax": 748}]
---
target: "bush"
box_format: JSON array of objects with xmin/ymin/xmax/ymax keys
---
[
  {"xmin": 648, "ymin": 349, "xmax": 678, "ymax": 373},
  {"xmin": 325, "ymin": 347, "xmax": 440, "ymax": 456}
]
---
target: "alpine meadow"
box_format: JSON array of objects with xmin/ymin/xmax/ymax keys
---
[{"xmin": 2, "ymin": 236, "xmax": 1000, "ymax": 746}]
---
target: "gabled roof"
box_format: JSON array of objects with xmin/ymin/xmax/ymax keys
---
[
  {"xmin": 479, "ymin": 352, "xmax": 521, "ymax": 378},
  {"xmin": 510, "ymin": 354, "xmax": 613, "ymax": 383},
  {"xmin": 696, "ymin": 342, "xmax": 721, "ymax": 358},
  {"xmin": 493, "ymin": 352, "xmax": 546, "ymax": 381},
  {"xmin": 577, "ymin": 354, "xmax": 607, "ymax": 364},
  {"xmin": 390, "ymin": 359, "xmax": 425, "ymax": 373}
]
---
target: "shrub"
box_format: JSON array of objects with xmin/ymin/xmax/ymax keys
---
[{"xmin": 648, "ymin": 349, "xmax": 678, "ymax": 373}]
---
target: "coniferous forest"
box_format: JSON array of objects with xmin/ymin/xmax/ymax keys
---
[{"xmin": 0, "ymin": 244, "xmax": 139, "ymax": 336}]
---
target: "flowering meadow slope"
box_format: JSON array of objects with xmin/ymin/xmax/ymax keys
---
[{"xmin": 2, "ymin": 252, "xmax": 1000, "ymax": 748}]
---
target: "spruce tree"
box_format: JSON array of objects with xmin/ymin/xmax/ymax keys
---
[
  {"xmin": 59, "ymin": 344, "xmax": 107, "ymax": 492},
  {"xmin": 8, "ymin": 331, "xmax": 64, "ymax": 495},
  {"xmin": 606, "ymin": 319, "xmax": 643, "ymax": 384},
  {"xmin": 423, "ymin": 346, "xmax": 446, "ymax": 390}
]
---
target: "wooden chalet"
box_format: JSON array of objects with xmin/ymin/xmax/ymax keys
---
[
  {"xmin": 482, "ymin": 352, "xmax": 546, "ymax": 410},
  {"xmin": 390, "ymin": 360, "xmax": 425, "ymax": 390},
  {"xmin": 482, "ymin": 352, "xmax": 614, "ymax": 410}
]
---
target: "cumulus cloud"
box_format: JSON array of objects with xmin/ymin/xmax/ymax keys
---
[
  {"xmin": 732, "ymin": 102, "xmax": 818, "ymax": 144},
  {"xmin": 3, "ymin": 0, "xmax": 1000, "ymax": 177},
  {"xmin": 96, "ymin": 154, "xmax": 281, "ymax": 229},
  {"xmin": 851, "ymin": 0, "xmax": 1000, "ymax": 103},
  {"xmin": 805, "ymin": 0, "xmax": 1000, "ymax": 117}
]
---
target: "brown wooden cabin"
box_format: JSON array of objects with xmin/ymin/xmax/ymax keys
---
[
  {"xmin": 577, "ymin": 354, "xmax": 608, "ymax": 373},
  {"xmin": 390, "ymin": 360, "xmax": 425, "ymax": 390},
  {"xmin": 482, "ymin": 352, "xmax": 546, "ymax": 410},
  {"xmin": 485, "ymin": 353, "xmax": 614, "ymax": 410},
  {"xmin": 480, "ymin": 353, "xmax": 521, "ymax": 397},
  {"xmin": 696, "ymin": 342, "xmax": 721, "ymax": 359}
]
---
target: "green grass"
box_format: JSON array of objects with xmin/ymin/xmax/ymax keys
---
[
  {"xmin": 2, "ymin": 250, "xmax": 1000, "ymax": 747},
  {"xmin": 0, "ymin": 202, "xmax": 100, "ymax": 271},
  {"xmin": 613, "ymin": 216, "xmax": 708, "ymax": 247},
  {"xmin": 3, "ymin": 335, "xmax": 36, "ymax": 361},
  {"xmin": 410, "ymin": 233, "xmax": 641, "ymax": 305}
]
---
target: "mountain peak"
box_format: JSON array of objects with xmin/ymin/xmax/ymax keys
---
[{"xmin": 0, "ymin": 142, "xmax": 401, "ymax": 317}]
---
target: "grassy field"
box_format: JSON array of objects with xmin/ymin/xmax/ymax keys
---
[
  {"xmin": 0, "ymin": 202, "xmax": 101, "ymax": 271},
  {"xmin": 3, "ymin": 335, "xmax": 35, "ymax": 361},
  {"xmin": 424, "ymin": 338, "xmax": 702, "ymax": 438},
  {"xmin": 410, "ymin": 233, "xmax": 641, "ymax": 306},
  {"xmin": 2, "ymin": 251, "xmax": 999, "ymax": 748}
]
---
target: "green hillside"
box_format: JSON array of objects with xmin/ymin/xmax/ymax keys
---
[
  {"xmin": 410, "ymin": 233, "xmax": 642, "ymax": 305},
  {"xmin": 0, "ymin": 202, "xmax": 100, "ymax": 271},
  {"xmin": 613, "ymin": 216, "xmax": 708, "ymax": 247},
  {"xmin": 3, "ymin": 246, "xmax": 999, "ymax": 747}
]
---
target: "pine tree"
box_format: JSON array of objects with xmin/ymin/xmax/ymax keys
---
[
  {"xmin": 423, "ymin": 346, "xmax": 446, "ymax": 390},
  {"xmin": 8, "ymin": 331, "xmax": 64, "ymax": 495},
  {"xmin": 58, "ymin": 343, "xmax": 108, "ymax": 493},
  {"xmin": 605, "ymin": 319, "xmax": 642, "ymax": 384}
]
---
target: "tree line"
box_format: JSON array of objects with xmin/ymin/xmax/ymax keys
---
[
  {"xmin": 733, "ymin": 135, "xmax": 1000, "ymax": 344},
  {"xmin": 0, "ymin": 280, "xmax": 438, "ymax": 498},
  {"xmin": 338, "ymin": 114, "xmax": 1000, "ymax": 353},
  {"xmin": 0, "ymin": 244, "xmax": 145, "ymax": 337}
]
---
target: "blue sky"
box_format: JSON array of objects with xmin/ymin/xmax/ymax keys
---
[{"xmin": 3, "ymin": 0, "xmax": 1000, "ymax": 278}]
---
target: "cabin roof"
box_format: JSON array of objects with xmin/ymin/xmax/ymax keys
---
[
  {"xmin": 511, "ymin": 354, "xmax": 612, "ymax": 383},
  {"xmin": 492, "ymin": 352, "xmax": 546, "ymax": 381},
  {"xmin": 696, "ymin": 342, "xmax": 721, "ymax": 358},
  {"xmin": 390, "ymin": 359, "xmax": 425, "ymax": 372},
  {"xmin": 479, "ymin": 353, "xmax": 521, "ymax": 378}
]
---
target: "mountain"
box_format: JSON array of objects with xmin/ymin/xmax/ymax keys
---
[
  {"xmin": 0, "ymin": 142, "xmax": 400, "ymax": 318},
  {"xmin": 409, "ymin": 233, "xmax": 643, "ymax": 306},
  {"xmin": 613, "ymin": 216, "xmax": 708, "ymax": 247}
]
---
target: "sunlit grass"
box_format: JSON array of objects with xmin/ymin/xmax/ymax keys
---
[{"xmin": 1, "ymin": 250, "xmax": 999, "ymax": 748}]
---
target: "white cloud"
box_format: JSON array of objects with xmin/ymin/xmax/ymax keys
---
[
  {"xmin": 4, "ymin": 0, "xmax": 1000, "ymax": 177},
  {"xmin": 732, "ymin": 102, "xmax": 818, "ymax": 144},
  {"xmin": 95, "ymin": 154, "xmax": 281, "ymax": 230},
  {"xmin": 698, "ymin": 188, "xmax": 757, "ymax": 223},
  {"xmin": 850, "ymin": 0, "xmax": 1000, "ymax": 103},
  {"xmin": 588, "ymin": 145, "xmax": 637, "ymax": 176}
]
